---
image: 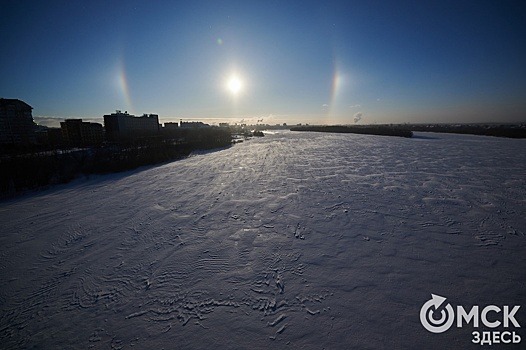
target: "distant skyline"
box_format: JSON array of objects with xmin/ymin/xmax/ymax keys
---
[{"xmin": 1, "ymin": 0, "xmax": 525, "ymax": 125}]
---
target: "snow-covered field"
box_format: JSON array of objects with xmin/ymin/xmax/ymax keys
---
[{"xmin": 1, "ymin": 131, "xmax": 525, "ymax": 349}]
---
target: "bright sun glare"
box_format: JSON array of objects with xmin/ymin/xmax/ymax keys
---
[{"xmin": 227, "ymin": 76, "xmax": 242, "ymax": 95}]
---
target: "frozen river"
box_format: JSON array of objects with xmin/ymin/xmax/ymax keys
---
[{"xmin": 1, "ymin": 131, "xmax": 525, "ymax": 349}]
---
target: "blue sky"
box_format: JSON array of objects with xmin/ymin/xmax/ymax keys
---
[{"xmin": 1, "ymin": 0, "xmax": 525, "ymax": 125}]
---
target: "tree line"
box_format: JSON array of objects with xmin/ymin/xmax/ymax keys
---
[{"xmin": 0, "ymin": 127, "xmax": 232, "ymax": 198}]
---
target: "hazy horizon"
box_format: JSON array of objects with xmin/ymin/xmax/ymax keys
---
[
  {"xmin": 32, "ymin": 115, "xmax": 526, "ymax": 129},
  {"xmin": 1, "ymin": 1, "xmax": 525, "ymax": 125}
]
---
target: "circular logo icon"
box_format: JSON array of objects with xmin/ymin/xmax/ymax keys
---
[{"xmin": 420, "ymin": 294, "xmax": 455, "ymax": 333}]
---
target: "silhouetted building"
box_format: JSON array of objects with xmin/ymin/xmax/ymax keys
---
[
  {"xmin": 60, "ymin": 119, "xmax": 103, "ymax": 146},
  {"xmin": 0, "ymin": 98, "xmax": 35, "ymax": 144},
  {"xmin": 180, "ymin": 120, "xmax": 210, "ymax": 128},
  {"xmin": 60, "ymin": 119, "xmax": 81, "ymax": 145},
  {"xmin": 34, "ymin": 124, "xmax": 51, "ymax": 145},
  {"xmin": 164, "ymin": 122, "xmax": 180, "ymax": 130},
  {"xmin": 104, "ymin": 110, "xmax": 160, "ymax": 141},
  {"xmin": 47, "ymin": 127, "xmax": 65, "ymax": 146},
  {"xmin": 162, "ymin": 122, "xmax": 184, "ymax": 140},
  {"xmin": 79, "ymin": 122, "xmax": 103, "ymax": 145}
]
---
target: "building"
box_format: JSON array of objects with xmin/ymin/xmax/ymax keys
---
[
  {"xmin": 0, "ymin": 98, "xmax": 35, "ymax": 145},
  {"xmin": 47, "ymin": 127, "xmax": 65, "ymax": 146},
  {"xmin": 79, "ymin": 122, "xmax": 104, "ymax": 145},
  {"xmin": 60, "ymin": 119, "xmax": 103, "ymax": 146},
  {"xmin": 103, "ymin": 110, "xmax": 160, "ymax": 141},
  {"xmin": 180, "ymin": 120, "xmax": 210, "ymax": 128},
  {"xmin": 163, "ymin": 122, "xmax": 180, "ymax": 130}
]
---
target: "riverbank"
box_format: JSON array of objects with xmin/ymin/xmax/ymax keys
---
[
  {"xmin": 0, "ymin": 128, "xmax": 232, "ymax": 198},
  {"xmin": 290, "ymin": 125, "xmax": 414, "ymax": 138}
]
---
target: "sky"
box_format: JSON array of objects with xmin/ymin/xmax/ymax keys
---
[{"xmin": 1, "ymin": 0, "xmax": 525, "ymax": 126}]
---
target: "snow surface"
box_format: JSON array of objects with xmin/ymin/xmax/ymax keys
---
[{"xmin": 1, "ymin": 131, "xmax": 525, "ymax": 349}]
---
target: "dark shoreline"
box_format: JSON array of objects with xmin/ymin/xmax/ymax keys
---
[
  {"xmin": 290, "ymin": 125, "xmax": 414, "ymax": 138},
  {"xmin": 0, "ymin": 128, "xmax": 232, "ymax": 199},
  {"xmin": 401, "ymin": 123, "xmax": 526, "ymax": 138},
  {"xmin": 290, "ymin": 123, "xmax": 526, "ymax": 139}
]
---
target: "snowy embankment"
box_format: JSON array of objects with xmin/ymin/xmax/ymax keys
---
[{"xmin": 1, "ymin": 131, "xmax": 525, "ymax": 349}]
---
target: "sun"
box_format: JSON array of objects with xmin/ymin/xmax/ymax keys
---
[{"xmin": 227, "ymin": 76, "xmax": 242, "ymax": 95}]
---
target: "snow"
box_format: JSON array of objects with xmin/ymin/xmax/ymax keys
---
[{"xmin": 1, "ymin": 131, "xmax": 525, "ymax": 349}]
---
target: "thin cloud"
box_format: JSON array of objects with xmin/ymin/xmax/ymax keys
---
[{"xmin": 349, "ymin": 104, "xmax": 361, "ymax": 108}]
